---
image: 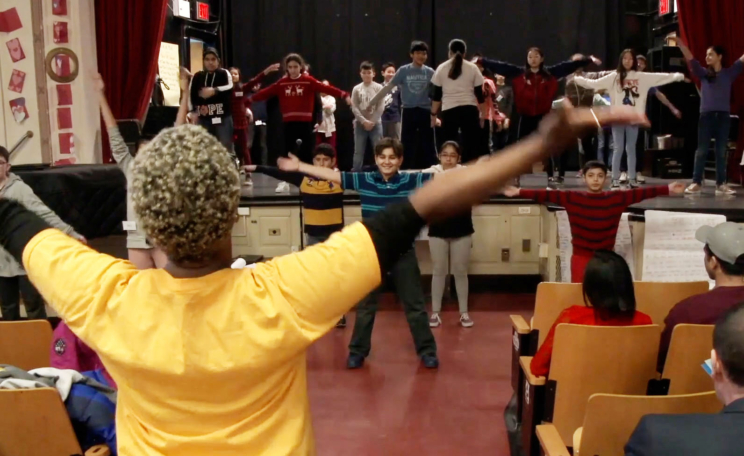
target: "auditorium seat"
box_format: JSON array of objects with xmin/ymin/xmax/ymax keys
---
[
  {"xmin": 519, "ymin": 324, "xmax": 661, "ymax": 456},
  {"xmin": 0, "ymin": 320, "xmax": 53, "ymax": 370},
  {"xmin": 660, "ymin": 324, "xmax": 715, "ymax": 395},
  {"xmin": 535, "ymin": 391, "xmax": 721, "ymax": 456},
  {"xmin": 634, "ymin": 281, "xmax": 709, "ymax": 326},
  {"xmin": 0, "ymin": 388, "xmax": 110, "ymax": 456}
]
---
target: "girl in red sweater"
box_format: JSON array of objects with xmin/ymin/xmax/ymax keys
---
[
  {"xmin": 229, "ymin": 63, "xmax": 280, "ymax": 172},
  {"xmin": 250, "ymin": 54, "xmax": 350, "ymax": 165},
  {"xmin": 530, "ymin": 250, "xmax": 653, "ymax": 377}
]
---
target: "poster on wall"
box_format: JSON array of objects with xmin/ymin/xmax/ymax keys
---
[
  {"xmin": 58, "ymin": 132, "xmax": 74, "ymax": 155},
  {"xmin": 158, "ymin": 42, "xmax": 182, "ymax": 106},
  {"xmin": 57, "ymin": 107, "xmax": 72, "ymax": 129},
  {"xmin": 52, "ymin": 0, "xmax": 68, "ymax": 16},
  {"xmin": 57, "ymin": 84, "xmax": 72, "ymax": 105},
  {"xmin": 0, "ymin": 8, "xmax": 22, "ymax": 33},
  {"xmin": 10, "ymin": 98, "xmax": 29, "ymax": 123},
  {"xmin": 6, "ymin": 38, "xmax": 25, "ymax": 62},
  {"xmin": 53, "ymin": 22, "xmax": 68, "ymax": 44},
  {"xmin": 8, "ymin": 69, "xmax": 25, "ymax": 93}
]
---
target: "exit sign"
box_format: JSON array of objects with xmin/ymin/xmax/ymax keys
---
[
  {"xmin": 196, "ymin": 2, "xmax": 210, "ymax": 21},
  {"xmin": 659, "ymin": 0, "xmax": 671, "ymax": 15}
]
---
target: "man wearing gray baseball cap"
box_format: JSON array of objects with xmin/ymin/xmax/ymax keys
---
[{"xmin": 658, "ymin": 222, "xmax": 744, "ymax": 371}]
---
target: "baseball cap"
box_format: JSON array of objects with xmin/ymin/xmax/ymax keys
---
[
  {"xmin": 696, "ymin": 222, "xmax": 744, "ymax": 264},
  {"xmin": 203, "ymin": 47, "xmax": 220, "ymax": 59}
]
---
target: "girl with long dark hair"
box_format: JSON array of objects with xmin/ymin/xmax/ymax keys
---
[
  {"xmin": 430, "ymin": 39, "xmax": 487, "ymax": 162},
  {"xmin": 574, "ymin": 49, "xmax": 684, "ymax": 189},
  {"xmin": 678, "ymin": 38, "xmax": 744, "ymax": 195}
]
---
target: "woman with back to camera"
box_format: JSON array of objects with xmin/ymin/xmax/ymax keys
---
[
  {"xmin": 573, "ymin": 49, "xmax": 685, "ymax": 189},
  {"xmin": 677, "ymin": 38, "xmax": 744, "ymax": 195},
  {"xmin": 0, "ymin": 99, "xmax": 649, "ymax": 454},
  {"xmin": 430, "ymin": 39, "xmax": 488, "ymax": 162},
  {"xmin": 530, "ymin": 250, "xmax": 653, "ymax": 377}
]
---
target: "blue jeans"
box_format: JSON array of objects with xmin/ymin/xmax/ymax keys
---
[
  {"xmin": 692, "ymin": 111, "xmax": 731, "ymax": 185},
  {"xmin": 597, "ymin": 128, "xmax": 613, "ymax": 165},
  {"xmin": 353, "ymin": 121, "xmax": 383, "ymax": 171},
  {"xmin": 611, "ymin": 125, "xmax": 639, "ymax": 181}
]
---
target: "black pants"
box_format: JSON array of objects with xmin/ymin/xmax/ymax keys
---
[
  {"xmin": 348, "ymin": 250, "xmax": 437, "ymax": 357},
  {"xmin": 251, "ymin": 124, "xmax": 268, "ymax": 165},
  {"xmin": 546, "ymin": 152, "xmax": 570, "ymax": 178},
  {"xmin": 578, "ymin": 135, "xmax": 596, "ymax": 169},
  {"xmin": 401, "ymin": 107, "xmax": 437, "ymax": 169},
  {"xmin": 493, "ymin": 125, "xmax": 509, "ymax": 152},
  {"xmin": 511, "ymin": 113, "xmax": 544, "ymax": 143},
  {"xmin": 283, "ymin": 121, "xmax": 315, "ymax": 163},
  {"xmin": 440, "ymin": 105, "xmax": 486, "ymax": 163},
  {"xmin": 0, "ymin": 276, "xmax": 46, "ymax": 321}
]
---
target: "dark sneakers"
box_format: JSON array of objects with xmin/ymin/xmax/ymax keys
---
[
  {"xmin": 347, "ymin": 354, "xmax": 365, "ymax": 369},
  {"xmin": 421, "ymin": 354, "xmax": 439, "ymax": 369}
]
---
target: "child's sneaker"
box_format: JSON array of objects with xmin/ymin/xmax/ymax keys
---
[
  {"xmin": 460, "ymin": 313, "xmax": 474, "ymax": 328},
  {"xmin": 716, "ymin": 184, "xmax": 736, "ymax": 195},
  {"xmin": 684, "ymin": 183, "xmax": 702, "ymax": 194},
  {"xmin": 429, "ymin": 313, "xmax": 442, "ymax": 328},
  {"xmin": 610, "ymin": 180, "xmax": 621, "ymax": 190}
]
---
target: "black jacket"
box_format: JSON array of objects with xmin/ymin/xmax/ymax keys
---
[
  {"xmin": 190, "ymin": 68, "xmax": 234, "ymax": 119},
  {"xmin": 624, "ymin": 397, "xmax": 744, "ymax": 456}
]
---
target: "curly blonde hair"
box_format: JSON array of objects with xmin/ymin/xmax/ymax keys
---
[{"xmin": 131, "ymin": 124, "xmax": 240, "ymax": 263}]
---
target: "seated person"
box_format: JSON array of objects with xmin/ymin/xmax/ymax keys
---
[
  {"xmin": 657, "ymin": 222, "xmax": 744, "ymax": 371},
  {"xmin": 625, "ymin": 302, "xmax": 744, "ymax": 455},
  {"xmin": 530, "ymin": 250, "xmax": 653, "ymax": 377}
]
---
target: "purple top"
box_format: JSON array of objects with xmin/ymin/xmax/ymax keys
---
[{"xmin": 690, "ymin": 59, "xmax": 743, "ymax": 113}]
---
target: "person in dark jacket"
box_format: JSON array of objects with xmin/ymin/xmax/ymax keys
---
[{"xmin": 189, "ymin": 48, "xmax": 235, "ymax": 159}]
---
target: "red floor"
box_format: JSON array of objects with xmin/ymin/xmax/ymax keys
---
[{"xmin": 307, "ymin": 292, "xmax": 534, "ymax": 456}]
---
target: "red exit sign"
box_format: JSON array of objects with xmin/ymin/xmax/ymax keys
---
[
  {"xmin": 196, "ymin": 2, "xmax": 210, "ymax": 21},
  {"xmin": 659, "ymin": 0, "xmax": 671, "ymax": 15}
]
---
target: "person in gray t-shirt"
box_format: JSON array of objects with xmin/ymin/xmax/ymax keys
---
[{"xmin": 351, "ymin": 62, "xmax": 385, "ymax": 170}]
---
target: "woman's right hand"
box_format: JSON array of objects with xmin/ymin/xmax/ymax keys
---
[{"xmin": 278, "ymin": 153, "xmax": 301, "ymax": 172}]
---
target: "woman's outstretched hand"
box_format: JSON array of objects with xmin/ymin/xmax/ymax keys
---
[{"xmin": 277, "ymin": 153, "xmax": 301, "ymax": 172}]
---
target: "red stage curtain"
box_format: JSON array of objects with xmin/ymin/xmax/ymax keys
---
[
  {"xmin": 678, "ymin": 0, "xmax": 744, "ymax": 183},
  {"xmin": 94, "ymin": 0, "xmax": 168, "ymax": 162}
]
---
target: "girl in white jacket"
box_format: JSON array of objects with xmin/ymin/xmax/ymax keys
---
[{"xmin": 574, "ymin": 49, "xmax": 684, "ymax": 188}]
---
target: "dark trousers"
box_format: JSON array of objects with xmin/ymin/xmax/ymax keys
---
[
  {"xmin": 199, "ymin": 115, "xmax": 235, "ymax": 159},
  {"xmin": 546, "ymin": 152, "xmax": 570, "ymax": 178},
  {"xmin": 348, "ymin": 249, "xmax": 437, "ymax": 357},
  {"xmin": 234, "ymin": 128, "xmax": 251, "ymax": 165},
  {"xmin": 693, "ymin": 111, "xmax": 731, "ymax": 185},
  {"xmin": 511, "ymin": 113, "xmax": 543, "ymax": 143},
  {"xmin": 0, "ymin": 276, "xmax": 47, "ymax": 321},
  {"xmin": 440, "ymin": 105, "xmax": 486, "ymax": 163},
  {"xmin": 401, "ymin": 107, "xmax": 437, "ymax": 169},
  {"xmin": 283, "ymin": 121, "xmax": 315, "ymax": 163},
  {"xmin": 251, "ymin": 124, "xmax": 268, "ymax": 165},
  {"xmin": 493, "ymin": 125, "xmax": 509, "ymax": 152}
]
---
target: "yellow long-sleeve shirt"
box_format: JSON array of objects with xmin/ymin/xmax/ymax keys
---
[{"xmin": 22, "ymin": 223, "xmax": 381, "ymax": 455}]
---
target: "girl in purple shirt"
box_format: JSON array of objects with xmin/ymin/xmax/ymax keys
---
[{"xmin": 678, "ymin": 39, "xmax": 744, "ymax": 195}]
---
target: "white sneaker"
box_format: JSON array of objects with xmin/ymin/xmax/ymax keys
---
[
  {"xmin": 243, "ymin": 176, "xmax": 253, "ymax": 187},
  {"xmin": 275, "ymin": 181, "xmax": 290, "ymax": 193},
  {"xmin": 685, "ymin": 183, "xmax": 702, "ymax": 194},
  {"xmin": 636, "ymin": 172, "xmax": 645, "ymax": 183},
  {"xmin": 716, "ymin": 184, "xmax": 736, "ymax": 195},
  {"xmin": 429, "ymin": 313, "xmax": 442, "ymax": 328},
  {"xmin": 619, "ymin": 171, "xmax": 629, "ymax": 183},
  {"xmin": 460, "ymin": 313, "xmax": 474, "ymax": 328}
]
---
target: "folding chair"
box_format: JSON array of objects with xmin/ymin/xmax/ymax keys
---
[{"xmin": 0, "ymin": 320, "xmax": 53, "ymax": 370}]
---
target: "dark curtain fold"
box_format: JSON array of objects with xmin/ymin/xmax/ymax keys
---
[
  {"xmin": 678, "ymin": 0, "xmax": 744, "ymax": 182},
  {"xmin": 94, "ymin": 0, "xmax": 169, "ymax": 162}
]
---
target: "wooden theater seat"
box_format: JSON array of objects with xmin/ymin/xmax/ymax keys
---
[
  {"xmin": 536, "ymin": 391, "xmax": 721, "ymax": 456},
  {"xmin": 661, "ymin": 324, "xmax": 715, "ymax": 395},
  {"xmin": 0, "ymin": 320, "xmax": 53, "ymax": 370},
  {"xmin": 519, "ymin": 324, "xmax": 661, "ymax": 456},
  {"xmin": 634, "ymin": 281, "xmax": 709, "ymax": 326},
  {"xmin": 0, "ymin": 388, "xmax": 110, "ymax": 456}
]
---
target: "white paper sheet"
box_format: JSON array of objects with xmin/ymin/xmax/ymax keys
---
[{"xmin": 641, "ymin": 210, "xmax": 726, "ymax": 284}]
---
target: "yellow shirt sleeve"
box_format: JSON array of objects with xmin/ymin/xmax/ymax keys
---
[
  {"xmin": 22, "ymin": 229, "xmax": 138, "ymax": 342},
  {"xmin": 257, "ymin": 222, "xmax": 381, "ymax": 340}
]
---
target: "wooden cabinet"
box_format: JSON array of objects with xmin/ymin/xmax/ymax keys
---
[{"xmin": 231, "ymin": 206, "xmax": 302, "ymax": 258}]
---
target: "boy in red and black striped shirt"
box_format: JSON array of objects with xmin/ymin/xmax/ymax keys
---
[{"xmin": 504, "ymin": 161, "xmax": 684, "ymax": 282}]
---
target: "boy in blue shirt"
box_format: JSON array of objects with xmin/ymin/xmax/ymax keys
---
[
  {"xmin": 278, "ymin": 137, "xmax": 439, "ymax": 369},
  {"xmin": 366, "ymin": 41, "xmax": 436, "ymax": 169}
]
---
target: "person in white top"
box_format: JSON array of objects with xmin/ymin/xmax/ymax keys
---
[
  {"xmin": 430, "ymin": 39, "xmax": 488, "ymax": 162},
  {"xmin": 573, "ymin": 49, "xmax": 684, "ymax": 189},
  {"xmin": 315, "ymin": 80, "xmax": 338, "ymax": 151},
  {"xmin": 351, "ymin": 61, "xmax": 385, "ymax": 170}
]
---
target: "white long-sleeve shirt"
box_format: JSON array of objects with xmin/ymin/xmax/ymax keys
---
[{"xmin": 573, "ymin": 70, "xmax": 684, "ymax": 113}]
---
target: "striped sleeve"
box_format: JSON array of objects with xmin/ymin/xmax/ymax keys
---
[
  {"xmin": 627, "ymin": 185, "xmax": 670, "ymax": 205},
  {"xmin": 341, "ymin": 172, "xmax": 358, "ymax": 191}
]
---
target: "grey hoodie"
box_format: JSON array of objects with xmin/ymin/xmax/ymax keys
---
[{"xmin": 0, "ymin": 173, "xmax": 79, "ymax": 277}]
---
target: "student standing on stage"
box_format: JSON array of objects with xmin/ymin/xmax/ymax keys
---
[
  {"xmin": 494, "ymin": 74, "xmax": 514, "ymax": 150},
  {"xmin": 316, "ymin": 80, "xmax": 337, "ymax": 151},
  {"xmin": 423, "ymin": 141, "xmax": 474, "ymax": 328},
  {"xmin": 677, "ymin": 38, "xmax": 744, "ymax": 195},
  {"xmin": 0, "ymin": 101, "xmax": 651, "ymax": 454},
  {"xmin": 250, "ymin": 53, "xmax": 350, "ymax": 192},
  {"xmin": 366, "ymin": 41, "xmax": 436, "ymax": 169},
  {"xmin": 189, "ymin": 48, "xmax": 236, "ymax": 159},
  {"xmin": 381, "ymin": 62, "xmax": 402, "ymax": 140},
  {"xmin": 351, "ymin": 62, "xmax": 385, "ymax": 171},
  {"xmin": 250, "ymin": 84, "xmax": 270, "ymax": 165},
  {"xmin": 473, "ymin": 55, "xmax": 499, "ymax": 153},
  {"xmin": 229, "ymin": 63, "xmax": 280, "ymax": 171},
  {"xmin": 503, "ymin": 160, "xmax": 684, "ymax": 282},
  {"xmin": 573, "ymin": 49, "xmax": 685, "ymax": 189},
  {"xmin": 431, "ymin": 39, "xmax": 488, "ymax": 162},
  {"xmin": 279, "ymin": 137, "xmax": 439, "ymax": 369}
]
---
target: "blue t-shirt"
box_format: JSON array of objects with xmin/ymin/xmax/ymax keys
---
[
  {"xmin": 390, "ymin": 64, "xmax": 435, "ymax": 109},
  {"xmin": 341, "ymin": 171, "xmax": 433, "ymax": 218}
]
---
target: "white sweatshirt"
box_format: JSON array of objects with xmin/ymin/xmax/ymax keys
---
[{"xmin": 573, "ymin": 70, "xmax": 684, "ymax": 113}]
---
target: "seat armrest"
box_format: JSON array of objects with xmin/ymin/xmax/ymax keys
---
[
  {"xmin": 85, "ymin": 445, "xmax": 111, "ymax": 456},
  {"xmin": 536, "ymin": 424, "xmax": 571, "ymax": 456},
  {"xmin": 510, "ymin": 315, "xmax": 531, "ymax": 334},
  {"xmin": 520, "ymin": 356, "xmax": 546, "ymax": 386}
]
